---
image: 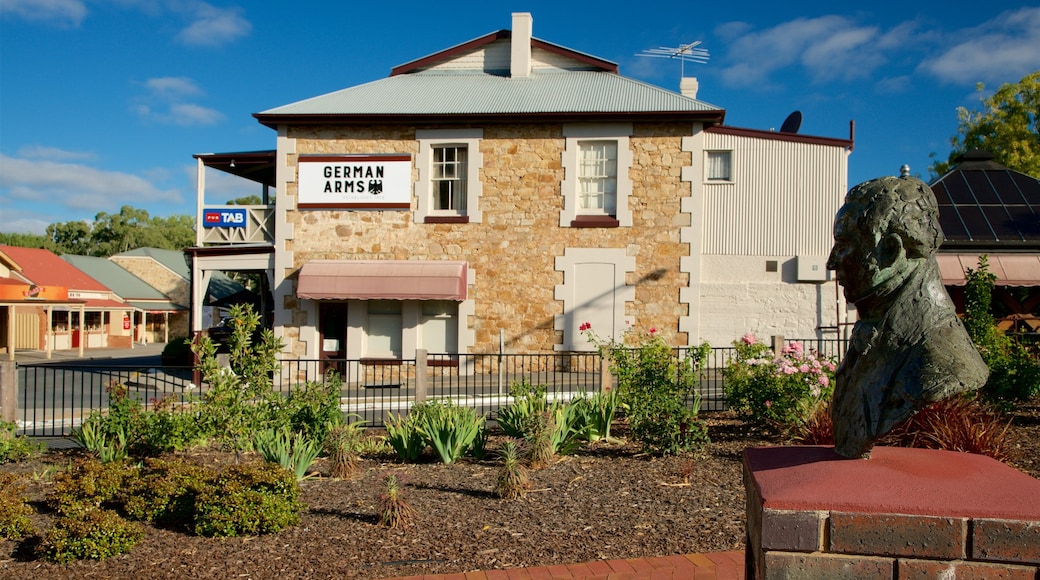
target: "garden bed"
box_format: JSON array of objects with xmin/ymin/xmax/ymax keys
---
[{"xmin": 2, "ymin": 404, "xmax": 1038, "ymax": 580}]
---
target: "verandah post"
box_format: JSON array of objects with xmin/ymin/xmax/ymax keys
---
[{"xmin": 0, "ymin": 361, "xmax": 16, "ymax": 423}]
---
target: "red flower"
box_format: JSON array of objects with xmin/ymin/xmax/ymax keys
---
[{"xmin": 579, "ymin": 322, "xmax": 592, "ymax": 332}]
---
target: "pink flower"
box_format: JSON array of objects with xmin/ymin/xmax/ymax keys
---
[
  {"xmin": 741, "ymin": 333, "xmax": 756, "ymax": 345},
  {"xmin": 765, "ymin": 400, "xmax": 772, "ymax": 408},
  {"xmin": 799, "ymin": 364, "xmax": 810, "ymax": 373},
  {"xmin": 819, "ymin": 375, "xmax": 830, "ymax": 387},
  {"xmin": 579, "ymin": 322, "xmax": 592, "ymax": 332},
  {"xmin": 782, "ymin": 365, "xmax": 796, "ymax": 375}
]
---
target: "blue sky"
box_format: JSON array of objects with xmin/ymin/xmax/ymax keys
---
[{"xmin": 1, "ymin": 0, "xmax": 1038, "ymax": 235}]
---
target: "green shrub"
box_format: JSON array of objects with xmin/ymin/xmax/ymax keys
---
[
  {"xmin": 723, "ymin": 334, "xmax": 835, "ymax": 434},
  {"xmin": 194, "ymin": 303, "xmax": 284, "ymax": 451},
  {"xmin": 496, "ymin": 380, "xmax": 553, "ymax": 439},
  {"xmin": 497, "ymin": 382, "xmax": 584, "ymax": 456},
  {"xmin": 0, "ymin": 472, "xmax": 34, "ymax": 540},
  {"xmin": 378, "ymin": 473, "xmax": 415, "ymax": 529},
  {"xmin": 964, "ymin": 256, "xmax": 1040, "ymax": 407},
  {"xmin": 494, "ymin": 441, "xmax": 529, "ymax": 500},
  {"xmin": 120, "ymin": 458, "xmax": 209, "ymax": 527},
  {"xmin": 71, "ymin": 418, "xmax": 129, "ymax": 463},
  {"xmin": 160, "ymin": 337, "xmax": 194, "ymax": 366},
  {"xmin": 569, "ymin": 388, "xmax": 622, "ymax": 443},
  {"xmin": 192, "ymin": 462, "xmax": 303, "ymax": 537},
  {"xmin": 384, "ymin": 410, "xmax": 428, "ymax": 462},
  {"xmin": 253, "ymin": 428, "xmax": 322, "ymax": 480},
  {"xmin": 0, "ymin": 420, "xmax": 42, "ymax": 463},
  {"xmin": 137, "ymin": 400, "xmax": 208, "ymax": 454},
  {"xmin": 324, "ymin": 418, "xmax": 366, "ymax": 479},
  {"xmin": 275, "ymin": 376, "xmax": 344, "ymax": 443},
  {"xmin": 48, "ymin": 458, "xmax": 136, "ymax": 516},
  {"xmin": 588, "ymin": 325, "xmax": 712, "ymax": 455},
  {"xmin": 414, "ymin": 399, "xmax": 486, "ymax": 464},
  {"xmin": 37, "ymin": 508, "xmax": 143, "ymax": 564}
]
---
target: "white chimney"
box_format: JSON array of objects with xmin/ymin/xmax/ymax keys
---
[
  {"xmin": 680, "ymin": 77, "xmax": 699, "ymax": 99},
  {"xmin": 510, "ymin": 12, "xmax": 532, "ymax": 78}
]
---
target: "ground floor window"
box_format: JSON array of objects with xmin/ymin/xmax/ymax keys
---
[
  {"xmin": 365, "ymin": 300, "xmax": 403, "ymax": 358},
  {"xmin": 326, "ymin": 299, "xmax": 466, "ymax": 360},
  {"xmin": 420, "ymin": 300, "xmax": 458, "ymax": 353}
]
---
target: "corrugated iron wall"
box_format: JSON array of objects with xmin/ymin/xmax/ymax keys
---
[{"xmin": 701, "ymin": 132, "xmax": 848, "ymax": 257}]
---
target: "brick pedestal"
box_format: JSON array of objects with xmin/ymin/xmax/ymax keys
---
[{"xmin": 744, "ymin": 446, "xmax": 1040, "ymax": 579}]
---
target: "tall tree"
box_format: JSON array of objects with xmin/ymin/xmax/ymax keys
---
[
  {"xmin": 44, "ymin": 220, "xmax": 93, "ymax": 255},
  {"xmin": 226, "ymin": 195, "xmax": 263, "ymax": 205},
  {"xmin": 929, "ymin": 71, "xmax": 1040, "ymax": 178},
  {"xmin": 37, "ymin": 206, "xmax": 196, "ymax": 257},
  {"xmin": 0, "ymin": 232, "xmax": 48, "ymax": 249}
]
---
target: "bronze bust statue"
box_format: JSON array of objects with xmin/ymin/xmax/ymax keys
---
[{"xmin": 827, "ymin": 175, "xmax": 989, "ymax": 458}]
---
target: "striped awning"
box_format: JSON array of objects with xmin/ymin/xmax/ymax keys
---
[{"xmin": 297, "ymin": 260, "xmax": 467, "ymax": 301}]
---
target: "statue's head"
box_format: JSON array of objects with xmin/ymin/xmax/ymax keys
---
[{"xmin": 827, "ymin": 176, "xmax": 943, "ymax": 304}]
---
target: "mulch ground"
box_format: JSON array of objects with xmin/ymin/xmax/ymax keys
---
[{"xmin": 2, "ymin": 404, "xmax": 1038, "ymax": 580}]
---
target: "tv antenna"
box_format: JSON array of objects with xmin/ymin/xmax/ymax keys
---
[{"xmin": 636, "ymin": 41, "xmax": 710, "ymax": 78}]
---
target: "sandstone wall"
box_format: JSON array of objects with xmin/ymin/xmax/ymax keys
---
[{"xmin": 282, "ymin": 123, "xmax": 694, "ymax": 354}]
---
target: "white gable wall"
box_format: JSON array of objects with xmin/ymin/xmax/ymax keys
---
[{"xmin": 693, "ymin": 130, "xmax": 850, "ymax": 346}]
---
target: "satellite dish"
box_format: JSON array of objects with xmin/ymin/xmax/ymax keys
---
[{"xmin": 779, "ymin": 110, "xmax": 802, "ymax": 134}]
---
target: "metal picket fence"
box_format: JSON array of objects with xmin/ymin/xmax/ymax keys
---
[{"xmin": 8, "ymin": 338, "xmax": 848, "ymax": 436}]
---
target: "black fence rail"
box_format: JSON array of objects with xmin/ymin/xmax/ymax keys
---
[
  {"xmin": 10, "ymin": 338, "xmax": 850, "ymax": 436},
  {"xmin": 16, "ymin": 364, "xmax": 199, "ymax": 437}
]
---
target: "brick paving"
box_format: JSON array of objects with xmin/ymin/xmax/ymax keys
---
[{"xmin": 381, "ymin": 550, "xmax": 746, "ymax": 579}]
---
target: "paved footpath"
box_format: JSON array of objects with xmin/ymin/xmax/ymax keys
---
[{"xmin": 381, "ymin": 550, "xmax": 745, "ymax": 579}]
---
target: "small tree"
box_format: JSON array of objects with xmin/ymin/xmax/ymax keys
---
[
  {"xmin": 193, "ymin": 303, "xmax": 284, "ymax": 450},
  {"xmin": 963, "ymin": 256, "xmax": 1040, "ymax": 407},
  {"xmin": 585, "ymin": 324, "xmax": 711, "ymax": 455}
]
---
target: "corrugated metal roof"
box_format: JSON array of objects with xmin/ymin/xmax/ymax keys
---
[
  {"xmin": 258, "ymin": 70, "xmax": 722, "ymax": 118},
  {"xmin": 0, "ymin": 245, "xmax": 109, "ymax": 291},
  {"xmin": 61, "ymin": 254, "xmax": 170, "ymax": 300},
  {"xmin": 114, "ymin": 247, "xmax": 190, "ymax": 278}
]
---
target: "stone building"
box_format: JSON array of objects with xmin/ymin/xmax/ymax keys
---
[{"xmin": 191, "ymin": 13, "xmax": 853, "ymax": 361}]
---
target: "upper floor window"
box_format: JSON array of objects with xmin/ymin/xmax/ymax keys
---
[
  {"xmin": 561, "ymin": 124, "xmax": 633, "ymax": 228},
  {"xmin": 432, "ymin": 146, "xmax": 467, "ymax": 213},
  {"xmin": 706, "ymin": 150, "xmax": 733, "ymax": 182},
  {"xmin": 578, "ymin": 141, "xmax": 618, "ymax": 216},
  {"xmin": 416, "ymin": 129, "xmax": 483, "ymax": 223}
]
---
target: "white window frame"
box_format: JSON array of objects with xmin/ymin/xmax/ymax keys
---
[
  {"xmin": 577, "ymin": 141, "xmax": 618, "ymax": 215},
  {"xmin": 705, "ymin": 150, "xmax": 733, "ymax": 182},
  {"xmin": 416, "ymin": 129, "xmax": 483, "ymax": 223},
  {"xmin": 561, "ymin": 124, "xmax": 633, "ymax": 227},
  {"xmin": 431, "ymin": 146, "xmax": 468, "ymax": 213}
]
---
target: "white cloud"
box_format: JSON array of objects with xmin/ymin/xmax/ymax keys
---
[
  {"xmin": 918, "ymin": 7, "xmax": 1040, "ymax": 85},
  {"xmin": 0, "ymin": 153, "xmax": 182, "ymax": 211},
  {"xmin": 133, "ymin": 76, "xmax": 223, "ymax": 126},
  {"xmin": 175, "ymin": 2, "xmax": 251, "ymax": 47},
  {"xmin": 16, "ymin": 145, "xmax": 97, "ymax": 162},
  {"xmin": 168, "ymin": 103, "xmax": 224, "ymax": 125},
  {"xmin": 191, "ymin": 165, "xmax": 265, "ymax": 205},
  {"xmin": 143, "ymin": 76, "xmax": 203, "ymax": 99},
  {"xmin": 0, "ymin": 212, "xmax": 54, "ymax": 235},
  {"xmin": 715, "ymin": 15, "xmax": 920, "ymax": 89},
  {"xmin": 0, "ymin": 0, "xmax": 87, "ymax": 27}
]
